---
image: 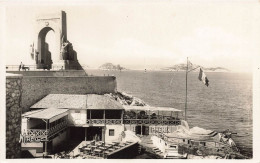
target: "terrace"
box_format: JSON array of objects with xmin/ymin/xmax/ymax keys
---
[{"xmin": 122, "ymin": 105, "xmax": 183, "ymax": 126}]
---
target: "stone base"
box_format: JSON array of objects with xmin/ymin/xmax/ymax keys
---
[
  {"xmin": 37, "ymin": 60, "xmax": 83, "ymax": 70},
  {"xmin": 64, "ymin": 60, "xmax": 83, "ymax": 70}
]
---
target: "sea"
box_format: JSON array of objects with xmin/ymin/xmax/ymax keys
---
[{"xmin": 85, "ymin": 69, "xmax": 253, "ymax": 158}]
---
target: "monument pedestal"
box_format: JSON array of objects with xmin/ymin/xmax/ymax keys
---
[{"xmin": 52, "ymin": 60, "xmax": 82, "ymax": 70}]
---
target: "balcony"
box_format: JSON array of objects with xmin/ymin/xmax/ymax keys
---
[{"xmin": 24, "ymin": 121, "xmax": 68, "ymax": 141}]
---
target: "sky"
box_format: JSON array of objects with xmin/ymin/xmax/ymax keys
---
[{"xmin": 2, "ymin": 1, "xmax": 260, "ymax": 72}]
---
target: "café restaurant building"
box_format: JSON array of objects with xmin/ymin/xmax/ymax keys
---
[
  {"xmin": 21, "ymin": 94, "xmax": 183, "ymax": 157},
  {"xmin": 21, "ymin": 94, "xmax": 125, "ymax": 156}
]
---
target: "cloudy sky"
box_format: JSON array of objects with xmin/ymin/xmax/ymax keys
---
[{"xmin": 3, "ymin": 0, "xmax": 260, "ymax": 72}]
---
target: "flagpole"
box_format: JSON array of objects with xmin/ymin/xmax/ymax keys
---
[{"xmin": 185, "ymin": 57, "xmax": 188, "ymax": 121}]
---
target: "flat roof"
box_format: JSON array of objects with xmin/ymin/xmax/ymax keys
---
[
  {"xmin": 30, "ymin": 94, "xmax": 124, "ymax": 110},
  {"xmin": 23, "ymin": 108, "xmax": 68, "ymax": 120},
  {"xmin": 123, "ymin": 105, "xmax": 182, "ymax": 112}
]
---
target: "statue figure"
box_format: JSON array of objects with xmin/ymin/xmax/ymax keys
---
[
  {"xmin": 60, "ymin": 35, "xmax": 77, "ymax": 61},
  {"xmin": 61, "ymin": 40, "xmax": 70, "ymax": 60},
  {"xmin": 35, "ymin": 50, "xmax": 39, "ymax": 64},
  {"xmin": 68, "ymin": 43, "xmax": 75, "ymax": 60},
  {"xmin": 30, "ymin": 43, "xmax": 34, "ymax": 59}
]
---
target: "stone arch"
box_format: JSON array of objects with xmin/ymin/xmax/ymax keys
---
[
  {"xmin": 33, "ymin": 10, "xmax": 82, "ymax": 70},
  {"xmin": 37, "ymin": 27, "xmax": 54, "ymax": 69}
]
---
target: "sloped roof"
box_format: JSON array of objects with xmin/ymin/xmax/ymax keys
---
[
  {"xmin": 23, "ymin": 108, "xmax": 68, "ymax": 120},
  {"xmin": 22, "ymin": 109, "xmax": 45, "ymax": 117},
  {"xmin": 86, "ymin": 94, "xmax": 124, "ymax": 110},
  {"xmin": 123, "ymin": 105, "xmax": 182, "ymax": 112},
  {"xmin": 31, "ymin": 94, "xmax": 87, "ymax": 109},
  {"xmin": 30, "ymin": 94, "xmax": 124, "ymax": 110}
]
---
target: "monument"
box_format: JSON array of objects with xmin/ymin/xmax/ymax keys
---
[{"xmin": 31, "ymin": 11, "xmax": 82, "ymax": 70}]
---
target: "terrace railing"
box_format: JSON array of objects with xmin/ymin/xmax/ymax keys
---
[
  {"xmin": 123, "ymin": 119, "xmax": 181, "ymax": 126},
  {"xmin": 86, "ymin": 119, "xmax": 122, "ymax": 125},
  {"xmin": 85, "ymin": 119, "xmax": 180, "ymax": 125},
  {"xmin": 24, "ymin": 121, "xmax": 68, "ymax": 141},
  {"xmin": 48, "ymin": 121, "xmax": 68, "ymax": 137},
  {"xmin": 26, "ymin": 129, "xmax": 49, "ymax": 137}
]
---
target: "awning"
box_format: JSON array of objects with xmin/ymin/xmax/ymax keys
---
[
  {"xmin": 123, "ymin": 105, "xmax": 183, "ymax": 112},
  {"xmin": 23, "ymin": 108, "xmax": 68, "ymax": 122}
]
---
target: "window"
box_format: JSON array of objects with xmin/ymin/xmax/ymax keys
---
[
  {"xmin": 200, "ymin": 142, "xmax": 206, "ymax": 146},
  {"xmin": 109, "ymin": 129, "xmax": 115, "ymax": 136}
]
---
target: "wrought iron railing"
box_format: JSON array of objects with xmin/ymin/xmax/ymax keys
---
[
  {"xmin": 26, "ymin": 129, "xmax": 49, "ymax": 137},
  {"xmin": 86, "ymin": 119, "xmax": 180, "ymax": 125},
  {"xmin": 106, "ymin": 119, "xmax": 122, "ymax": 125},
  {"xmin": 48, "ymin": 121, "xmax": 68, "ymax": 137},
  {"xmin": 123, "ymin": 119, "xmax": 181, "ymax": 125},
  {"xmin": 86, "ymin": 119, "xmax": 122, "ymax": 125}
]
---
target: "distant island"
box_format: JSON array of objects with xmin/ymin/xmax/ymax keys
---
[
  {"xmin": 99, "ymin": 63, "xmax": 127, "ymax": 71},
  {"xmin": 161, "ymin": 64, "xmax": 230, "ymax": 72}
]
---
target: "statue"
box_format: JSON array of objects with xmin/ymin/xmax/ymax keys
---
[
  {"xmin": 35, "ymin": 50, "xmax": 39, "ymax": 64},
  {"xmin": 60, "ymin": 38, "xmax": 77, "ymax": 61},
  {"xmin": 60, "ymin": 39, "xmax": 70, "ymax": 60},
  {"xmin": 30, "ymin": 43, "xmax": 34, "ymax": 59}
]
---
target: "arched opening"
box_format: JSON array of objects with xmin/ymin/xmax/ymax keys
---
[
  {"xmin": 37, "ymin": 27, "xmax": 54, "ymax": 69},
  {"xmin": 45, "ymin": 30, "xmax": 57, "ymax": 65}
]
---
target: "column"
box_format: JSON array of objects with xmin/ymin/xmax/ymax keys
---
[
  {"xmin": 121, "ymin": 110, "xmax": 124, "ymax": 124},
  {"xmin": 85, "ymin": 128, "xmax": 87, "ymax": 141}
]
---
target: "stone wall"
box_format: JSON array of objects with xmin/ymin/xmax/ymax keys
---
[
  {"xmin": 6, "ymin": 70, "xmax": 88, "ymax": 77},
  {"xmin": 21, "ymin": 76, "xmax": 117, "ymax": 112},
  {"xmin": 6, "ymin": 73, "xmax": 23, "ymax": 158}
]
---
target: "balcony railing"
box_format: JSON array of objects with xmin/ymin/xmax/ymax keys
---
[
  {"xmin": 85, "ymin": 119, "xmax": 180, "ymax": 125},
  {"xmin": 49, "ymin": 121, "xmax": 68, "ymax": 137},
  {"xmin": 26, "ymin": 129, "xmax": 49, "ymax": 137},
  {"xmin": 24, "ymin": 121, "xmax": 68, "ymax": 141},
  {"xmin": 86, "ymin": 119, "xmax": 122, "ymax": 125},
  {"xmin": 123, "ymin": 119, "xmax": 181, "ymax": 125}
]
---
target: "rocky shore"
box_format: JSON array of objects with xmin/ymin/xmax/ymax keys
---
[{"xmin": 105, "ymin": 92, "xmax": 147, "ymax": 106}]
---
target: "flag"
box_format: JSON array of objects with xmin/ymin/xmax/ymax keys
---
[
  {"xmin": 198, "ymin": 68, "xmax": 209, "ymax": 87},
  {"xmin": 188, "ymin": 60, "xmax": 193, "ymax": 68}
]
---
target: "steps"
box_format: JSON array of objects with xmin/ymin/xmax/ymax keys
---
[{"xmin": 152, "ymin": 147, "xmax": 163, "ymax": 155}]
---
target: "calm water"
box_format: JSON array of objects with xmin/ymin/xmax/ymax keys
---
[{"xmin": 85, "ymin": 69, "xmax": 253, "ymax": 158}]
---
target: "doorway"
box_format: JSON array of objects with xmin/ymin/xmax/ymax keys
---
[
  {"xmin": 86, "ymin": 127, "xmax": 102, "ymax": 141},
  {"xmin": 135, "ymin": 126, "xmax": 149, "ymax": 135},
  {"xmin": 70, "ymin": 127, "xmax": 85, "ymax": 141}
]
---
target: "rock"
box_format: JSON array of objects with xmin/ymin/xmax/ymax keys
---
[
  {"xmin": 121, "ymin": 92, "xmax": 133, "ymax": 99},
  {"xmin": 6, "ymin": 84, "xmax": 11, "ymax": 88},
  {"xmin": 17, "ymin": 80, "xmax": 21, "ymax": 85},
  {"xmin": 11, "ymin": 93, "xmax": 16, "ymax": 98}
]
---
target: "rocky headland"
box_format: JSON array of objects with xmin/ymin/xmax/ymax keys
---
[
  {"xmin": 99, "ymin": 63, "xmax": 127, "ymax": 71},
  {"xmin": 162, "ymin": 64, "xmax": 229, "ymax": 72}
]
